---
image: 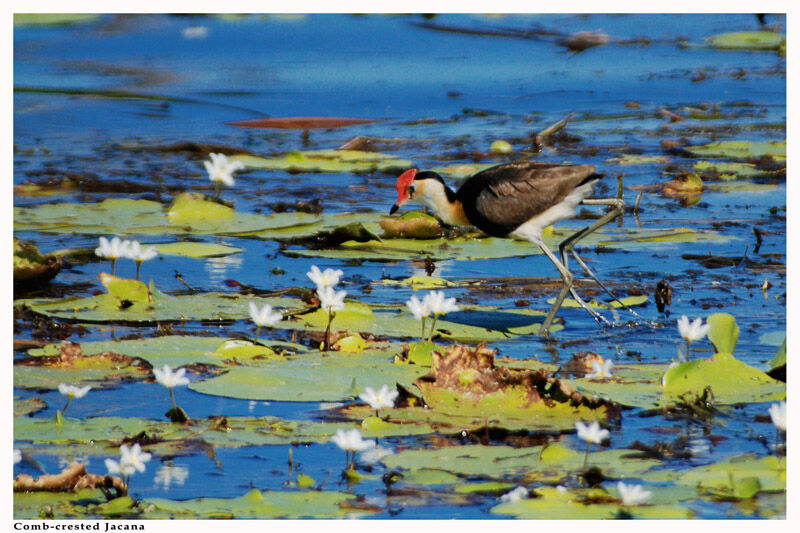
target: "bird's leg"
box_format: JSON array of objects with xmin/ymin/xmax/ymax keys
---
[
  {"xmin": 560, "ymin": 198, "xmax": 648, "ymax": 322},
  {"xmin": 558, "ymin": 243, "xmax": 609, "ymax": 326},
  {"xmin": 534, "ymin": 236, "xmax": 583, "ymax": 335}
]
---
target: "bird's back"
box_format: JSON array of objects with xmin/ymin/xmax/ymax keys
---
[{"xmin": 456, "ymin": 161, "xmax": 600, "ymax": 237}]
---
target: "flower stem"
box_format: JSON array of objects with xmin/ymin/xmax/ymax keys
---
[
  {"xmin": 62, "ymin": 396, "xmax": 73, "ymax": 416},
  {"xmin": 169, "ymin": 388, "xmax": 177, "ymax": 410},
  {"xmin": 420, "ymin": 317, "xmax": 426, "ymax": 342},
  {"xmin": 110, "ymin": 258, "xmax": 116, "ymax": 276},
  {"xmin": 583, "ymin": 442, "xmax": 591, "ymax": 470},
  {"xmin": 427, "ymin": 314, "xmax": 439, "ymax": 342},
  {"xmin": 254, "ymin": 325, "xmax": 261, "ymax": 343},
  {"xmin": 323, "ymin": 309, "xmax": 333, "ymax": 351},
  {"xmin": 136, "ymin": 261, "xmax": 142, "ymax": 281},
  {"xmin": 686, "ymin": 340, "xmax": 692, "ymax": 361}
]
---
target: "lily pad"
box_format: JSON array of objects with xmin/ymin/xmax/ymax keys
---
[
  {"xmin": 644, "ymin": 454, "xmax": 785, "ymax": 494},
  {"xmin": 428, "ymin": 163, "xmax": 496, "ymax": 180},
  {"xmin": 693, "ymin": 160, "xmax": 765, "ymax": 180},
  {"xmin": 706, "ymin": 31, "xmax": 786, "ymax": 51},
  {"xmin": 190, "ymin": 348, "xmax": 428, "ymax": 402},
  {"xmin": 381, "ymin": 276, "xmax": 458, "ymax": 290},
  {"xmin": 661, "ymin": 352, "xmax": 785, "ymax": 404},
  {"xmin": 379, "ymin": 211, "xmax": 443, "ymax": 239},
  {"xmin": 14, "ymin": 194, "xmax": 321, "ymax": 237},
  {"xmin": 605, "ymin": 155, "xmax": 671, "ymax": 165},
  {"xmin": 14, "ymin": 488, "xmax": 110, "ymax": 519},
  {"xmin": 153, "ymin": 241, "xmax": 243, "ymax": 258},
  {"xmin": 145, "ymin": 488, "xmax": 363, "ymax": 519},
  {"xmin": 14, "ymin": 237, "xmax": 61, "ymax": 287},
  {"xmin": 491, "ymin": 485, "xmax": 692, "ymax": 519},
  {"xmin": 230, "ymin": 150, "xmax": 412, "ymax": 174},
  {"xmin": 14, "ymin": 14, "xmax": 102, "ymax": 26},
  {"xmin": 706, "ymin": 312, "xmax": 739, "ymax": 354},
  {"xmin": 684, "ymin": 140, "xmax": 786, "ymax": 162}
]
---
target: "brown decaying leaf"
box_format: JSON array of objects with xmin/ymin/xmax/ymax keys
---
[
  {"xmin": 558, "ymin": 31, "xmax": 610, "ymax": 52},
  {"xmin": 14, "ymin": 340, "xmax": 152, "ymax": 373},
  {"xmin": 14, "ymin": 462, "xmax": 125, "ymax": 493},
  {"xmin": 227, "ymin": 117, "xmax": 379, "ymax": 130},
  {"xmin": 414, "ymin": 344, "xmax": 612, "ymax": 411}
]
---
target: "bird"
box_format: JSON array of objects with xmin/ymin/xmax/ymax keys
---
[{"xmin": 389, "ymin": 160, "xmax": 628, "ymax": 335}]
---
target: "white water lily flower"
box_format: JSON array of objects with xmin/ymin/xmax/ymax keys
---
[
  {"xmin": 331, "ymin": 428, "xmax": 376, "ymax": 453},
  {"xmin": 575, "ymin": 421, "xmax": 610, "ymax": 445},
  {"xmin": 248, "ymin": 302, "xmax": 282, "ymax": 327},
  {"xmin": 95, "ymin": 236, "xmax": 131, "ymax": 260},
  {"xmin": 768, "ymin": 401, "xmax": 786, "ymax": 431},
  {"xmin": 58, "ymin": 384, "xmax": 92, "ymax": 399},
  {"xmin": 153, "ymin": 365, "xmax": 190, "ymax": 389},
  {"xmin": 617, "ymin": 481, "xmax": 652, "ymax": 506},
  {"xmin": 127, "ymin": 240, "xmax": 158, "ymax": 262},
  {"xmin": 318, "ymin": 285, "xmax": 346, "ymax": 312},
  {"xmin": 500, "ymin": 486, "xmax": 529, "ymax": 503},
  {"xmin": 406, "ymin": 295, "xmax": 430, "ymax": 320},
  {"xmin": 586, "ymin": 359, "xmax": 614, "ymax": 380},
  {"xmin": 14, "ymin": 449, "xmax": 22, "ymax": 464},
  {"xmin": 677, "ymin": 315, "xmax": 710, "ymax": 343},
  {"xmin": 154, "ymin": 464, "xmax": 189, "ymax": 490},
  {"xmin": 204, "ymin": 152, "xmax": 244, "ymax": 187},
  {"xmin": 307, "ymin": 265, "xmax": 344, "ymax": 290},
  {"xmin": 359, "ymin": 384, "xmax": 399, "ymax": 410},
  {"xmin": 423, "ymin": 290, "xmax": 459, "ymax": 316},
  {"xmin": 106, "ymin": 443, "xmax": 151, "ymax": 477}
]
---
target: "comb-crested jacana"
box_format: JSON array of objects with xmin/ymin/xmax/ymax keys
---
[{"xmin": 390, "ymin": 160, "xmax": 626, "ymax": 335}]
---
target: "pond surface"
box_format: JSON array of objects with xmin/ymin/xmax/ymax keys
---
[{"xmin": 13, "ymin": 13, "xmax": 786, "ymax": 519}]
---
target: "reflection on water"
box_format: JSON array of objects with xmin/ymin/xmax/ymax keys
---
[
  {"xmin": 154, "ymin": 463, "xmax": 190, "ymax": 491},
  {"xmin": 204, "ymin": 254, "xmax": 243, "ymax": 286}
]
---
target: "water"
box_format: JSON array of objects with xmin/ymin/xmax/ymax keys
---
[{"xmin": 13, "ymin": 13, "xmax": 786, "ymax": 519}]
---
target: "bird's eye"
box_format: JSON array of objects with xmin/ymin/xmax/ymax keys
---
[{"xmin": 409, "ymin": 184, "xmax": 416, "ymax": 196}]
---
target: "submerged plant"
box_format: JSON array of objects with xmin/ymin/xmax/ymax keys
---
[
  {"xmin": 575, "ymin": 420, "xmax": 609, "ymax": 469},
  {"xmin": 677, "ymin": 315, "xmax": 709, "ymax": 360},
  {"xmin": 56, "ymin": 383, "xmax": 91, "ymax": 421},
  {"xmin": 359, "ymin": 384, "xmax": 399, "ymax": 417},
  {"xmin": 331, "ymin": 428, "xmax": 375, "ymax": 471},
  {"xmin": 204, "ymin": 152, "xmax": 244, "ymax": 199},
  {"xmin": 127, "ymin": 240, "xmax": 158, "ymax": 281},
  {"xmin": 153, "ymin": 365, "xmax": 191, "ymax": 422},
  {"xmin": 248, "ymin": 302, "xmax": 283, "ymax": 342},
  {"xmin": 105, "ymin": 443, "xmax": 151, "ymax": 496},
  {"xmin": 95, "ymin": 236, "xmax": 130, "ymax": 275}
]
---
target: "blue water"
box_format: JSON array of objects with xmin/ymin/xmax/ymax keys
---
[{"xmin": 14, "ymin": 13, "xmax": 786, "ymax": 519}]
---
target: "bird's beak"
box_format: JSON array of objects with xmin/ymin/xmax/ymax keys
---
[{"xmin": 389, "ymin": 203, "xmax": 399, "ymax": 215}]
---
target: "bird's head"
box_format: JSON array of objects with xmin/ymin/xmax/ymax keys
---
[{"xmin": 390, "ymin": 169, "xmax": 449, "ymax": 215}]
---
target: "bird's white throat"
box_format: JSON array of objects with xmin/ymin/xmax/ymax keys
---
[{"xmin": 413, "ymin": 180, "xmax": 469, "ymax": 226}]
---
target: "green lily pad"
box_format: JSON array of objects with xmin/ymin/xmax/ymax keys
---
[
  {"xmin": 100, "ymin": 274, "xmax": 150, "ymax": 302},
  {"xmin": 379, "ymin": 211, "xmax": 443, "ymax": 239},
  {"xmin": 547, "ymin": 295, "xmax": 648, "ymax": 309},
  {"xmin": 23, "ymin": 291, "xmax": 303, "ymax": 325},
  {"xmin": 428, "ymin": 163, "xmax": 496, "ymax": 180},
  {"xmin": 684, "ymin": 140, "xmax": 786, "ymax": 162},
  {"xmin": 287, "ymin": 226, "xmax": 728, "ymax": 262},
  {"xmin": 231, "ymin": 150, "xmax": 412, "ymax": 174},
  {"xmin": 190, "ymin": 348, "xmax": 428, "ymax": 402},
  {"xmin": 706, "ymin": 312, "xmax": 739, "ymax": 354},
  {"xmin": 14, "ymin": 195, "xmax": 321, "ymax": 237},
  {"xmin": 404, "ymin": 341, "xmax": 438, "ymax": 366},
  {"xmin": 491, "ymin": 485, "xmax": 693, "ymax": 519},
  {"xmin": 14, "ymin": 351, "xmax": 150, "ymax": 390},
  {"xmin": 381, "ymin": 445, "xmax": 661, "ymax": 480},
  {"xmin": 27, "ymin": 336, "xmax": 305, "ymax": 369},
  {"xmin": 153, "ymin": 241, "xmax": 243, "ymax": 258},
  {"xmin": 606, "ymin": 155, "xmax": 671, "ymax": 165},
  {"xmin": 569, "ymin": 362, "xmax": 668, "ymax": 408},
  {"xmin": 359, "ymin": 415, "xmax": 436, "ymax": 438},
  {"xmin": 768, "ymin": 338, "xmax": 786, "ymax": 371},
  {"xmin": 14, "ymin": 488, "xmax": 109, "ymax": 520},
  {"xmin": 693, "ymin": 160, "xmax": 765, "ymax": 180},
  {"xmin": 14, "ymin": 13, "xmax": 102, "ymax": 26},
  {"xmin": 454, "ymin": 481, "xmax": 516, "ymax": 494},
  {"xmin": 661, "ymin": 352, "xmax": 785, "ymax": 404},
  {"xmin": 644, "ymin": 454, "xmax": 785, "ymax": 494},
  {"xmin": 333, "ymin": 333, "xmax": 367, "ymax": 353},
  {"xmin": 706, "ymin": 31, "xmax": 785, "ymax": 51},
  {"xmin": 14, "ymin": 416, "xmax": 154, "ymax": 445},
  {"xmin": 145, "ymin": 488, "xmax": 362, "ymax": 519},
  {"xmin": 14, "ymin": 397, "xmax": 47, "ymax": 417},
  {"xmin": 381, "ymin": 276, "xmax": 458, "ymax": 289},
  {"xmin": 401, "ymin": 469, "xmax": 462, "ymax": 486},
  {"xmin": 14, "ymin": 237, "xmax": 61, "ymax": 286}
]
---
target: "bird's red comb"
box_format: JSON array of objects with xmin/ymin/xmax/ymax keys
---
[{"xmin": 396, "ymin": 168, "xmax": 418, "ymax": 198}]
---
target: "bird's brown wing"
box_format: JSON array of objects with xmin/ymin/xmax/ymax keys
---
[{"xmin": 456, "ymin": 161, "xmax": 599, "ymax": 237}]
